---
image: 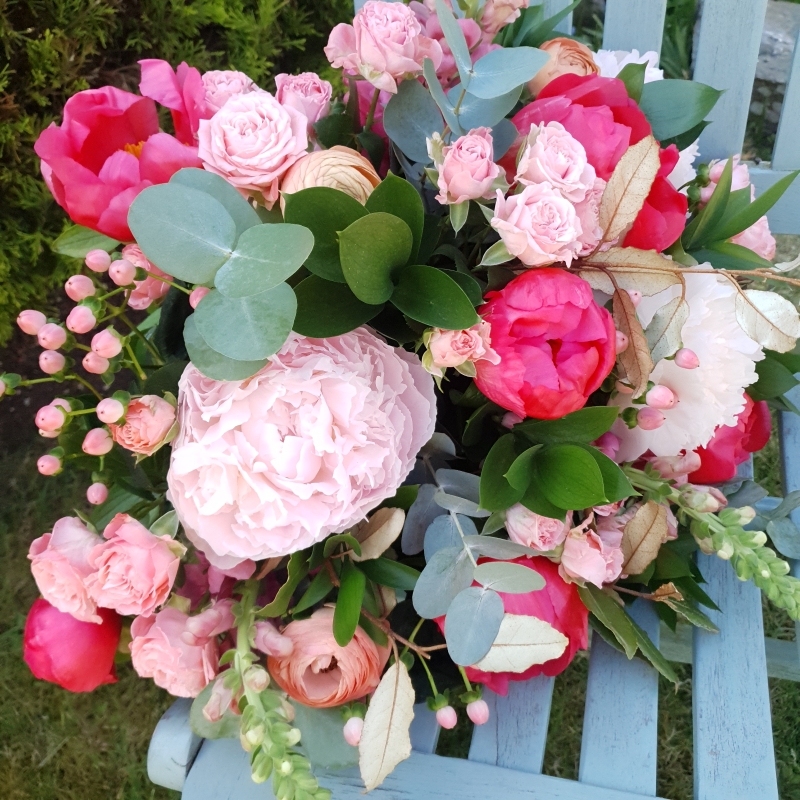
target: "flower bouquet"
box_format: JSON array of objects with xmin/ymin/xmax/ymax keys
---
[{"xmin": 12, "ymin": 0, "xmax": 800, "ymax": 795}]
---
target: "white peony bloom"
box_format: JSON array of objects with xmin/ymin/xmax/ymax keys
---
[
  {"xmin": 610, "ymin": 270, "xmax": 763, "ymax": 461},
  {"xmin": 592, "ymin": 49, "xmax": 663, "ymax": 83},
  {"xmin": 667, "ymin": 140, "xmax": 700, "ymax": 191}
]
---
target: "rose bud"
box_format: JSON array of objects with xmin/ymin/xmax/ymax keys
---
[
  {"xmin": 109, "ymin": 258, "xmax": 137, "ymax": 286},
  {"xmin": 96, "ymin": 398, "xmax": 125, "ymax": 424},
  {"xmin": 189, "ymin": 286, "xmax": 210, "ymax": 309},
  {"xmin": 674, "ymin": 348, "xmax": 700, "ymax": 369},
  {"xmin": 343, "ymin": 717, "xmax": 364, "ymax": 747},
  {"xmin": 85, "ymin": 249, "xmax": 112, "ymax": 273},
  {"xmin": 66, "ymin": 305, "xmax": 97, "ymax": 334},
  {"xmin": 108, "ymin": 395, "xmax": 176, "ymax": 457},
  {"xmin": 432, "ymin": 128, "xmax": 501, "ymax": 206},
  {"xmin": 37, "ymin": 454, "xmax": 62, "ymax": 476},
  {"xmin": 467, "ymin": 699, "xmax": 490, "ymax": 726},
  {"xmin": 35, "ymin": 404, "xmax": 66, "ymax": 433},
  {"xmin": 86, "ymin": 483, "xmax": 109, "ymax": 505},
  {"xmin": 436, "ymin": 706, "xmax": 458, "ymax": 730},
  {"xmin": 65, "ymin": 275, "xmax": 96, "ymax": 302},
  {"xmin": 91, "ymin": 329, "xmax": 123, "ymax": 359},
  {"xmin": 615, "ymin": 330, "xmax": 629, "ymax": 354},
  {"xmin": 82, "ymin": 428, "xmax": 114, "ymax": 456},
  {"xmin": 39, "ymin": 350, "xmax": 66, "ymax": 375},
  {"xmin": 83, "ymin": 351, "xmax": 110, "ymax": 375},
  {"xmin": 637, "ymin": 407, "xmax": 666, "ymax": 430},
  {"xmin": 645, "ymin": 385, "xmax": 677, "ymax": 410},
  {"xmin": 38, "ymin": 323, "xmax": 67, "ymax": 350},
  {"xmin": 18, "ymin": 309, "xmax": 47, "ymax": 335}
]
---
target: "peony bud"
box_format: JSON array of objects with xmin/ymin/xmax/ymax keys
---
[
  {"xmin": 466, "ymin": 699, "xmax": 490, "ymax": 726},
  {"xmin": 626, "ymin": 290, "xmax": 642, "ymax": 307},
  {"xmin": 189, "ymin": 286, "xmax": 210, "ymax": 309},
  {"xmin": 436, "ymin": 705, "xmax": 458, "ymax": 730},
  {"xmin": 82, "ymin": 428, "xmax": 114, "ymax": 456},
  {"xmin": 109, "ymin": 258, "xmax": 136, "ymax": 286},
  {"xmin": 85, "ymin": 249, "xmax": 111, "ymax": 273},
  {"xmin": 91, "ymin": 329, "xmax": 123, "ymax": 359},
  {"xmin": 343, "ymin": 716, "xmax": 364, "ymax": 747},
  {"xmin": 65, "ymin": 275, "xmax": 96, "ymax": 302},
  {"xmin": 615, "ymin": 330, "xmax": 629, "ymax": 354},
  {"xmin": 637, "ymin": 407, "xmax": 666, "ymax": 431},
  {"xmin": 82, "ymin": 351, "xmax": 110, "ymax": 375},
  {"xmin": 39, "ymin": 350, "xmax": 66, "ymax": 375},
  {"xmin": 96, "ymin": 398, "xmax": 125, "ymax": 423},
  {"xmin": 37, "ymin": 454, "xmax": 62, "ymax": 476},
  {"xmin": 86, "ymin": 482, "xmax": 109, "ymax": 505},
  {"xmin": 645, "ymin": 385, "xmax": 677, "ymax": 410},
  {"xmin": 38, "ymin": 323, "xmax": 67, "ymax": 350},
  {"xmin": 243, "ymin": 665, "xmax": 270, "ymax": 693},
  {"xmin": 35, "ymin": 405, "xmax": 66, "ymax": 433},
  {"xmin": 18, "ymin": 309, "xmax": 47, "ymax": 335},
  {"xmin": 66, "ymin": 306, "xmax": 97, "ymax": 334},
  {"xmin": 674, "ymin": 348, "xmax": 700, "ymax": 369}
]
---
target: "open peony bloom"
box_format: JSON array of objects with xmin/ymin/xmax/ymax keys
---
[
  {"xmin": 528, "ymin": 38, "xmax": 600, "ymax": 97},
  {"xmin": 275, "ymin": 72, "xmax": 333, "ymax": 128},
  {"xmin": 506, "ymin": 504, "xmax": 570, "ymax": 551},
  {"xmin": 266, "ymin": 608, "xmax": 387, "ymax": 708},
  {"xmin": 433, "ymin": 127, "xmax": 500, "ymax": 205},
  {"xmin": 593, "ymin": 49, "xmax": 663, "ymax": 83},
  {"xmin": 34, "ymin": 86, "xmax": 201, "ymax": 241},
  {"xmin": 168, "ymin": 329, "xmax": 436, "ymax": 568},
  {"xmin": 109, "ymin": 394, "xmax": 177, "ymax": 457},
  {"xmin": 139, "ymin": 60, "xmax": 210, "ymax": 143},
  {"xmin": 475, "ymin": 269, "xmax": 616, "ymax": 420},
  {"xmin": 28, "ymin": 516, "xmax": 103, "ymax": 623},
  {"xmin": 122, "ymin": 244, "xmax": 171, "ymax": 310}
]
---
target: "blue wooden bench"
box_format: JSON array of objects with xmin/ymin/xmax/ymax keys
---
[{"xmin": 147, "ymin": 1, "xmax": 800, "ymax": 797}]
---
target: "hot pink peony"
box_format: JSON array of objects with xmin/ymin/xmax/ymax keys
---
[
  {"xmin": 275, "ymin": 72, "xmax": 333, "ymax": 127},
  {"xmin": 122, "ymin": 244, "xmax": 171, "ymax": 310},
  {"xmin": 109, "ymin": 394, "xmax": 177, "ymax": 457},
  {"xmin": 434, "ymin": 127, "xmax": 500, "ymax": 205},
  {"xmin": 168, "ymin": 329, "xmax": 436, "ymax": 568},
  {"xmin": 505, "ymin": 504, "xmax": 570, "ymax": 551}
]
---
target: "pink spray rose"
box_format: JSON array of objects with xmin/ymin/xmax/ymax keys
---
[
  {"xmin": 434, "ymin": 127, "xmax": 500, "ymax": 205},
  {"xmin": 424, "ymin": 321, "xmax": 500, "ymax": 377},
  {"xmin": 28, "ymin": 516, "xmax": 103, "ymax": 623},
  {"xmin": 168, "ymin": 329, "xmax": 436, "ymax": 568},
  {"xmin": 122, "ymin": 244, "xmax": 171, "ymax": 310},
  {"xmin": 480, "ymin": 0, "xmax": 528, "ymax": 37},
  {"xmin": 573, "ymin": 176, "xmax": 607, "ymax": 255},
  {"xmin": 197, "ymin": 92, "xmax": 308, "ymax": 208},
  {"xmin": 559, "ymin": 516, "xmax": 623, "ymax": 586},
  {"xmin": 505, "ymin": 504, "xmax": 570, "ymax": 551},
  {"xmin": 85, "ymin": 513, "xmax": 186, "ymax": 617},
  {"xmin": 202, "ymin": 70, "xmax": 259, "ymax": 113},
  {"xmin": 109, "ymin": 394, "xmax": 177, "ymax": 457},
  {"xmin": 325, "ymin": 0, "xmax": 443, "ymax": 94},
  {"xmin": 275, "ymin": 72, "xmax": 333, "ymax": 127},
  {"xmin": 491, "ymin": 184, "xmax": 582, "ymax": 267}
]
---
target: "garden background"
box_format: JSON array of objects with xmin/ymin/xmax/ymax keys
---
[{"xmin": 1, "ymin": 0, "xmax": 799, "ymax": 798}]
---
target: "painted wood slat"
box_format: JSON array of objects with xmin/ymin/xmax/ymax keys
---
[
  {"xmin": 750, "ymin": 166, "xmax": 800, "ymax": 236},
  {"xmin": 601, "ymin": 0, "xmax": 668, "ymax": 59},
  {"xmin": 772, "ymin": 32, "xmax": 800, "ymax": 171},
  {"xmin": 543, "ymin": 0, "xmax": 573, "ymax": 35},
  {"xmin": 410, "ymin": 704, "xmax": 441, "ymax": 754},
  {"xmin": 693, "ymin": 0, "xmax": 769, "ymax": 160},
  {"xmin": 147, "ymin": 698, "xmax": 202, "ymax": 792},
  {"xmin": 578, "ymin": 601, "xmax": 659, "ymax": 796},
  {"xmin": 467, "ymin": 676, "xmax": 555, "ymax": 772},
  {"xmin": 779, "ymin": 385, "xmax": 800, "ymax": 664}
]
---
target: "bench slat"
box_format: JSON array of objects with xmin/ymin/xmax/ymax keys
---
[
  {"xmin": 146, "ymin": 698, "xmax": 201, "ymax": 792},
  {"xmin": 543, "ymin": 0, "xmax": 573, "ymax": 35},
  {"xmin": 772, "ymin": 32, "xmax": 800, "ymax": 170},
  {"xmin": 410, "ymin": 704, "xmax": 441, "ymax": 754},
  {"xmin": 749, "ymin": 166, "xmax": 800, "ymax": 234},
  {"xmin": 779, "ymin": 387, "xmax": 800, "ymax": 665},
  {"xmin": 601, "ymin": 0, "xmax": 667, "ymax": 58}
]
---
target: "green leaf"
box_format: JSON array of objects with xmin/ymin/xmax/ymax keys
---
[
  {"xmin": 391, "ymin": 264, "xmax": 479, "ymax": 329},
  {"xmin": 450, "ymin": 85, "xmax": 523, "ymax": 131},
  {"xmin": 672, "ymin": 576, "xmax": 720, "ymax": 611},
  {"xmin": 366, "ymin": 173, "xmax": 425, "ymax": 262},
  {"xmin": 663, "ymin": 597, "xmax": 719, "ymax": 632},
  {"xmin": 358, "ymin": 557, "xmax": 420, "ymax": 591},
  {"xmin": 469, "ymin": 47, "xmax": 551, "ymax": 100},
  {"xmin": 505, "ymin": 445, "xmax": 542, "ymax": 492},
  {"xmin": 515, "ymin": 406, "xmax": 620, "ymax": 445},
  {"xmin": 690, "ymin": 241, "xmax": 774, "ymax": 271},
  {"xmin": 383, "ymin": 79, "xmax": 444, "ymax": 163},
  {"xmin": 435, "ymin": 0, "xmax": 473, "ymax": 89},
  {"xmin": 357, "ymin": 130, "xmax": 385, "ymax": 172},
  {"xmin": 578, "ymin": 585, "xmax": 638, "ymax": 658},
  {"xmin": 193, "ymin": 283, "xmax": 296, "ymax": 361},
  {"xmin": 323, "ymin": 532, "xmax": 362, "ymax": 559},
  {"xmin": 652, "ymin": 544, "xmax": 694, "ymax": 581},
  {"xmin": 369, "ymin": 304, "xmax": 419, "ymax": 345},
  {"xmin": 51, "ymin": 225, "xmax": 120, "ymax": 258},
  {"xmin": 334, "ymin": 559, "xmax": 367, "ymax": 646},
  {"xmin": 213, "ymin": 224, "xmax": 314, "ymax": 298},
  {"xmin": 535, "ymin": 444, "xmax": 607, "ymax": 509},
  {"xmin": 473, "ymin": 561, "xmax": 546, "ymax": 593},
  {"xmin": 257, "ymin": 551, "xmax": 310, "ymax": 618},
  {"xmin": 89, "ymin": 484, "xmax": 142, "ymax": 529},
  {"xmin": 616, "ymin": 62, "xmax": 647, "ymax": 103},
  {"xmin": 183, "ymin": 315, "xmax": 267, "ymax": 382},
  {"xmin": 283, "ymin": 187, "xmax": 369, "ymax": 282},
  {"xmin": 423, "ymin": 58, "xmax": 462, "ymax": 135},
  {"xmin": 128, "ymin": 183, "xmax": 237, "ymax": 283},
  {"xmin": 480, "ymin": 434, "xmax": 525, "ymax": 511},
  {"xmin": 292, "ymin": 568, "xmax": 334, "ymax": 615},
  {"xmin": 682, "ymin": 157, "xmax": 733, "ymax": 250},
  {"xmin": 749, "ymin": 352, "xmax": 800, "ymax": 401},
  {"xmin": 519, "ymin": 476, "xmax": 570, "ymax": 520},
  {"xmin": 523, "ymin": 0, "xmax": 581, "ymax": 46},
  {"xmin": 143, "ymin": 361, "xmax": 188, "ymax": 398},
  {"xmin": 339, "ymin": 212, "xmax": 413, "ymax": 304},
  {"xmin": 291, "ymin": 704, "xmax": 359, "ymax": 770},
  {"xmin": 379, "ymin": 485, "xmax": 420, "ymax": 512},
  {"xmin": 638, "ymin": 79, "xmax": 723, "ymax": 141},
  {"xmin": 150, "ymin": 510, "xmax": 179, "ymax": 539},
  {"xmin": 479, "ymin": 240, "xmax": 514, "ymax": 267},
  {"xmin": 314, "ymin": 114, "xmax": 356, "ymax": 148},
  {"xmin": 576, "ymin": 444, "xmax": 635, "ymax": 504},
  {"xmin": 450, "ymin": 200, "xmax": 469, "ymax": 233},
  {"xmin": 660, "ymin": 119, "xmax": 710, "ymax": 152},
  {"xmin": 293, "ymin": 275, "xmax": 383, "ymax": 337},
  {"xmin": 629, "ymin": 615, "xmax": 678, "ymax": 682},
  {"xmin": 443, "ymin": 270, "xmax": 484, "ymax": 307}
]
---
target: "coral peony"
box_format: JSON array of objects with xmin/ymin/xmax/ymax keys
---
[
  {"xmin": 109, "ymin": 394, "xmax": 176, "ymax": 457},
  {"xmin": 528, "ymin": 38, "xmax": 599, "ymax": 97}
]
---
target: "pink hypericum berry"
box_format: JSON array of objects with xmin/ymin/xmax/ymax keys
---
[
  {"xmin": 51, "ymin": 398, "xmax": 71, "ymax": 412},
  {"xmin": 86, "ymin": 483, "xmax": 109, "ymax": 505},
  {"xmin": 35, "ymin": 405, "xmax": 66, "ymax": 433},
  {"xmin": 0, "ymin": 379, "xmax": 6, "ymax": 396},
  {"xmin": 91, "ymin": 329, "xmax": 123, "ymax": 359},
  {"xmin": 674, "ymin": 348, "xmax": 700, "ymax": 369},
  {"xmin": 85, "ymin": 249, "xmax": 112, "ymax": 273},
  {"xmin": 37, "ymin": 323, "xmax": 67, "ymax": 350},
  {"xmin": 189, "ymin": 286, "xmax": 211, "ymax": 309},
  {"xmin": 466, "ymin": 699, "xmax": 490, "ymax": 726},
  {"xmin": 83, "ymin": 352, "xmax": 110, "ymax": 375},
  {"xmin": 637, "ymin": 406, "xmax": 666, "ymax": 431},
  {"xmin": 17, "ymin": 310, "xmax": 47, "ymax": 335},
  {"xmin": 109, "ymin": 258, "xmax": 136, "ymax": 286},
  {"xmin": 436, "ymin": 706, "xmax": 458, "ymax": 730},
  {"xmin": 66, "ymin": 306, "xmax": 97, "ymax": 334},
  {"xmin": 39, "ymin": 351, "xmax": 66, "ymax": 375},
  {"xmin": 626, "ymin": 290, "xmax": 642, "ymax": 307},
  {"xmin": 96, "ymin": 398, "xmax": 125, "ymax": 424},
  {"xmin": 646, "ymin": 385, "xmax": 677, "ymax": 410},
  {"xmin": 65, "ymin": 275, "xmax": 96, "ymax": 302},
  {"xmin": 615, "ymin": 330, "xmax": 629, "ymax": 354},
  {"xmin": 82, "ymin": 428, "xmax": 114, "ymax": 456},
  {"xmin": 37, "ymin": 455, "xmax": 62, "ymax": 476},
  {"xmin": 343, "ymin": 717, "xmax": 364, "ymax": 747}
]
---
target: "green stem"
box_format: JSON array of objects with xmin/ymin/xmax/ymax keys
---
[
  {"xmin": 18, "ymin": 377, "xmax": 58, "ymax": 387},
  {"xmin": 458, "ymin": 666, "xmax": 473, "ymax": 693},
  {"xmin": 68, "ymin": 407, "xmax": 98, "ymax": 417},
  {"xmin": 125, "ymin": 341, "xmax": 147, "ymax": 382},
  {"xmin": 68, "ymin": 373, "xmax": 103, "ymax": 400},
  {"xmin": 143, "ymin": 272, "xmax": 192, "ymax": 295},
  {"xmin": 452, "ymin": 87, "xmax": 467, "ymax": 116},
  {"xmin": 119, "ymin": 313, "xmax": 164, "ymax": 365},
  {"xmin": 96, "ymin": 287, "xmax": 126, "ymax": 302},
  {"xmin": 400, "ymin": 618, "xmax": 425, "ymax": 659},
  {"xmin": 363, "ymin": 87, "xmax": 381, "ymax": 132},
  {"xmin": 419, "ymin": 651, "xmax": 439, "ymax": 696}
]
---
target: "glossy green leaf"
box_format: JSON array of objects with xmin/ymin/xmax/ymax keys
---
[
  {"xmin": 690, "ymin": 241, "xmax": 774, "ymax": 271},
  {"xmin": 578, "ymin": 585, "xmax": 638, "ymax": 658},
  {"xmin": 314, "ymin": 114, "xmax": 356, "ymax": 148},
  {"xmin": 505, "ymin": 445, "xmax": 541, "ymax": 492},
  {"xmin": 682, "ymin": 158, "xmax": 733, "ymax": 250},
  {"xmin": 480, "ymin": 435, "xmax": 524, "ymax": 511},
  {"xmin": 358, "ymin": 557, "xmax": 420, "ymax": 590},
  {"xmin": 444, "ymin": 586, "xmax": 504, "ymax": 665},
  {"xmin": 184, "ymin": 315, "xmax": 267, "ymax": 381},
  {"xmin": 474, "ymin": 561, "xmax": 546, "ymax": 593},
  {"xmin": 749, "ymin": 352, "xmax": 800, "ymax": 401},
  {"xmin": 468, "ymin": 46, "xmax": 551, "ymax": 100},
  {"xmin": 638, "ymin": 79, "xmax": 723, "ymax": 141},
  {"xmin": 616, "ymin": 62, "xmax": 647, "ymax": 103},
  {"xmin": 629, "ymin": 615, "xmax": 678, "ymax": 683},
  {"xmin": 293, "ymin": 275, "xmax": 383, "ymax": 337},
  {"xmin": 142, "ymin": 360, "xmax": 187, "ymax": 397},
  {"xmin": 323, "ymin": 532, "xmax": 362, "ymax": 559},
  {"xmin": 443, "ymin": 270, "xmax": 484, "ymax": 306},
  {"xmin": 52, "ymin": 225, "xmax": 119, "ymax": 258},
  {"xmin": 333, "ymin": 559, "xmax": 367, "ymax": 646},
  {"xmin": 357, "ymin": 130, "xmax": 385, "ymax": 172},
  {"xmin": 257, "ymin": 551, "xmax": 310, "ymax": 618},
  {"xmin": 516, "ymin": 407, "xmax": 620, "ymax": 445},
  {"xmin": 535, "ymin": 444, "xmax": 607, "ymax": 509},
  {"xmin": 383, "ymin": 77, "xmax": 445, "ymax": 162},
  {"xmin": 391, "ymin": 264, "xmax": 479, "ymax": 329},
  {"xmin": 576, "ymin": 444, "xmax": 636, "ymax": 504},
  {"xmin": 366, "ymin": 173, "xmax": 425, "ymax": 262},
  {"xmin": 519, "ymin": 477, "xmax": 570, "ymax": 520},
  {"xmin": 292, "ymin": 568, "xmax": 334, "ymax": 615}
]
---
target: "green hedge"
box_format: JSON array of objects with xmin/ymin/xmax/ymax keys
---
[{"xmin": 0, "ymin": 0, "xmax": 351, "ymax": 345}]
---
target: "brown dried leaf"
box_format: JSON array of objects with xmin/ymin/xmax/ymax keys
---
[
  {"xmin": 579, "ymin": 248, "xmax": 682, "ymax": 296},
  {"xmin": 613, "ymin": 288, "xmax": 654, "ymax": 398},
  {"xmin": 352, "ymin": 507, "xmax": 405, "ymax": 561},
  {"xmin": 651, "ymin": 582, "xmax": 684, "ymax": 603},
  {"xmin": 621, "ymin": 500, "xmax": 669, "ymax": 576}
]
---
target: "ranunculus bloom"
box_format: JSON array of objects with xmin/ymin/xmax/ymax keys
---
[
  {"xmin": 24, "ymin": 599, "xmax": 121, "ymax": 692},
  {"xmin": 689, "ymin": 394, "xmax": 771, "ymax": 484},
  {"xmin": 109, "ymin": 394, "xmax": 176, "ymax": 457},
  {"xmin": 267, "ymin": 608, "xmax": 386, "ymax": 708},
  {"xmin": 168, "ymin": 329, "xmax": 436, "ymax": 568},
  {"xmin": 528, "ymin": 38, "xmax": 600, "ymax": 97},
  {"xmin": 28, "ymin": 516, "xmax": 103, "ymax": 623},
  {"xmin": 325, "ymin": 0, "xmax": 443, "ymax": 94},
  {"xmin": 425, "ymin": 320, "xmax": 499, "ymax": 377},
  {"xmin": 506, "ymin": 504, "xmax": 570, "ymax": 551},
  {"xmin": 275, "ymin": 72, "xmax": 333, "ymax": 127},
  {"xmin": 35, "ymin": 86, "xmax": 201, "ymax": 240},
  {"xmin": 480, "ymin": 0, "xmax": 528, "ymax": 37},
  {"xmin": 122, "ymin": 244, "xmax": 171, "ymax": 310},
  {"xmin": 280, "ymin": 146, "xmax": 381, "ymax": 206},
  {"xmin": 434, "ymin": 127, "xmax": 500, "ymax": 205},
  {"xmin": 559, "ymin": 516, "xmax": 623, "ymax": 586},
  {"xmin": 202, "ymin": 70, "xmax": 259, "ymax": 113},
  {"xmin": 85, "ymin": 513, "xmax": 185, "ymax": 617},
  {"xmin": 197, "ymin": 92, "xmax": 308, "ymax": 208},
  {"xmin": 475, "ymin": 269, "xmax": 616, "ymax": 420}
]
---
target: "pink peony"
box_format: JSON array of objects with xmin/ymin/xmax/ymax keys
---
[
  {"xmin": 425, "ymin": 320, "xmax": 499, "ymax": 376},
  {"xmin": 85, "ymin": 513, "xmax": 185, "ymax": 617},
  {"xmin": 275, "ymin": 72, "xmax": 333, "ymax": 127},
  {"xmin": 480, "ymin": 0, "xmax": 528, "ymax": 37},
  {"xmin": 491, "ymin": 185, "xmax": 582, "ymax": 267},
  {"xmin": 28, "ymin": 517, "xmax": 103, "ymax": 623},
  {"xmin": 122, "ymin": 244, "xmax": 171, "ymax": 310},
  {"xmin": 168, "ymin": 329, "xmax": 436, "ymax": 568},
  {"xmin": 731, "ymin": 214, "xmax": 776, "ymax": 261},
  {"xmin": 505, "ymin": 504, "xmax": 570, "ymax": 551},
  {"xmin": 434, "ymin": 127, "xmax": 500, "ymax": 205},
  {"xmin": 197, "ymin": 92, "xmax": 308, "ymax": 208},
  {"xmin": 325, "ymin": 1, "xmax": 443, "ymax": 94},
  {"xmin": 109, "ymin": 394, "xmax": 177, "ymax": 457},
  {"xmin": 559, "ymin": 516, "xmax": 623, "ymax": 586},
  {"xmin": 202, "ymin": 70, "xmax": 259, "ymax": 113}
]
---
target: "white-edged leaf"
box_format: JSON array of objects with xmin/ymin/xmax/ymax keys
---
[
  {"xmin": 150, "ymin": 509, "xmax": 179, "ymax": 538},
  {"xmin": 450, "ymin": 200, "xmax": 469, "ymax": 233},
  {"xmin": 474, "ymin": 561, "xmax": 545, "ymax": 593},
  {"xmin": 353, "ymin": 508, "xmax": 405, "ymax": 561},
  {"xmin": 613, "ymin": 288, "xmax": 654, "ymax": 398},
  {"xmin": 471, "ymin": 613, "xmax": 568, "ymax": 672},
  {"xmin": 622, "ymin": 500, "xmax": 669, "ymax": 575},
  {"xmin": 480, "ymin": 240, "xmax": 514, "ymax": 266},
  {"xmin": 645, "ymin": 295, "xmax": 689, "ymax": 363},
  {"xmin": 359, "ymin": 661, "xmax": 415, "ymax": 791},
  {"xmin": 774, "ymin": 252, "xmax": 800, "ymax": 273},
  {"xmin": 734, "ymin": 288, "xmax": 800, "ymax": 353}
]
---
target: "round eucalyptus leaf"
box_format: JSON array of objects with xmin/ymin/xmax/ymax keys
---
[
  {"xmin": 424, "ymin": 514, "xmax": 478, "ymax": 561},
  {"xmin": 412, "ymin": 546, "xmax": 475, "ymax": 619},
  {"xmin": 474, "ymin": 561, "xmax": 546, "ymax": 594},
  {"xmin": 435, "ymin": 469, "xmax": 481, "ymax": 503},
  {"xmin": 194, "ymin": 283, "xmax": 296, "ymax": 361},
  {"xmin": 444, "ymin": 586, "xmax": 504, "ymax": 666},
  {"xmin": 184, "ymin": 315, "xmax": 267, "ymax": 381},
  {"xmin": 433, "ymin": 490, "xmax": 491, "ymax": 518},
  {"xmin": 382, "ymin": 74, "xmax": 445, "ymax": 163},
  {"xmin": 293, "ymin": 275, "xmax": 383, "ymax": 337},
  {"xmin": 468, "ymin": 47, "xmax": 551, "ymax": 100}
]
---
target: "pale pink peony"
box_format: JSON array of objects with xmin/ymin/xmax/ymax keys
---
[
  {"xmin": 85, "ymin": 513, "xmax": 185, "ymax": 617},
  {"xmin": 480, "ymin": 0, "xmax": 528, "ymax": 37},
  {"xmin": 201, "ymin": 70, "xmax": 259, "ymax": 114},
  {"xmin": 434, "ymin": 127, "xmax": 500, "ymax": 205},
  {"xmin": 122, "ymin": 244, "xmax": 171, "ymax": 310},
  {"xmin": 275, "ymin": 72, "xmax": 333, "ymax": 127},
  {"xmin": 325, "ymin": 0, "xmax": 443, "ymax": 94},
  {"xmin": 731, "ymin": 215, "xmax": 776, "ymax": 261},
  {"xmin": 425, "ymin": 320, "xmax": 499, "ymax": 377},
  {"xmin": 559, "ymin": 516, "xmax": 623, "ymax": 586},
  {"xmin": 168, "ymin": 329, "xmax": 436, "ymax": 568},
  {"xmin": 109, "ymin": 395, "xmax": 177, "ymax": 457},
  {"xmin": 491, "ymin": 185, "xmax": 582, "ymax": 267},
  {"xmin": 506, "ymin": 504, "xmax": 570, "ymax": 551},
  {"xmin": 197, "ymin": 92, "xmax": 308, "ymax": 208},
  {"xmin": 28, "ymin": 517, "xmax": 103, "ymax": 623}
]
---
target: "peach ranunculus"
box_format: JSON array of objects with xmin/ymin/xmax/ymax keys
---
[
  {"xmin": 122, "ymin": 244, "xmax": 171, "ymax": 311},
  {"xmin": 480, "ymin": 0, "xmax": 528, "ymax": 38},
  {"xmin": 506, "ymin": 504, "xmax": 570, "ymax": 551},
  {"xmin": 325, "ymin": 0, "xmax": 443, "ymax": 94},
  {"xmin": 266, "ymin": 608, "xmax": 387, "ymax": 708},
  {"xmin": 491, "ymin": 185, "xmax": 582, "ymax": 267},
  {"xmin": 528, "ymin": 38, "xmax": 600, "ymax": 97},
  {"xmin": 109, "ymin": 394, "xmax": 177, "ymax": 457},
  {"xmin": 28, "ymin": 517, "xmax": 103, "ymax": 623},
  {"xmin": 201, "ymin": 70, "xmax": 259, "ymax": 113},
  {"xmin": 197, "ymin": 92, "xmax": 308, "ymax": 208},
  {"xmin": 85, "ymin": 513, "xmax": 186, "ymax": 617},
  {"xmin": 432, "ymin": 127, "xmax": 501, "ymax": 206},
  {"xmin": 423, "ymin": 320, "xmax": 500, "ymax": 378},
  {"xmin": 559, "ymin": 515, "xmax": 623, "ymax": 587},
  {"xmin": 274, "ymin": 72, "xmax": 333, "ymax": 127},
  {"xmin": 280, "ymin": 146, "xmax": 381, "ymax": 206}
]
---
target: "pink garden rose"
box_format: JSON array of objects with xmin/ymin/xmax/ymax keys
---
[
  {"xmin": 573, "ymin": 176, "xmax": 607, "ymax": 255},
  {"xmin": 505, "ymin": 504, "xmax": 570, "ymax": 551},
  {"xmin": 168, "ymin": 329, "xmax": 436, "ymax": 568},
  {"xmin": 275, "ymin": 72, "xmax": 333, "ymax": 127},
  {"xmin": 197, "ymin": 92, "xmax": 308, "ymax": 208},
  {"xmin": 28, "ymin": 517, "xmax": 103, "ymax": 623},
  {"xmin": 731, "ymin": 214, "xmax": 776, "ymax": 261},
  {"xmin": 121, "ymin": 244, "xmax": 171, "ymax": 310},
  {"xmin": 109, "ymin": 394, "xmax": 177, "ymax": 457},
  {"xmin": 559, "ymin": 516, "xmax": 623, "ymax": 586},
  {"xmin": 139, "ymin": 60, "xmax": 209, "ymax": 144},
  {"xmin": 85, "ymin": 513, "xmax": 185, "ymax": 617},
  {"xmin": 480, "ymin": 0, "xmax": 528, "ymax": 37},
  {"xmin": 434, "ymin": 127, "xmax": 500, "ymax": 205},
  {"xmin": 202, "ymin": 70, "xmax": 259, "ymax": 113},
  {"xmin": 325, "ymin": 0, "xmax": 443, "ymax": 94},
  {"xmin": 425, "ymin": 320, "xmax": 499, "ymax": 377},
  {"xmin": 491, "ymin": 184, "xmax": 582, "ymax": 267}
]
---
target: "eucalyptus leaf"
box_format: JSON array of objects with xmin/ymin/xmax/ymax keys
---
[
  {"xmin": 292, "ymin": 704, "xmax": 358, "ymax": 769},
  {"xmin": 435, "ymin": 0, "xmax": 472, "ymax": 88},
  {"xmin": 433, "ymin": 491, "xmax": 491, "ymax": 517},
  {"xmin": 402, "ymin": 483, "xmax": 446, "ymax": 555},
  {"xmin": 293, "ymin": 275, "xmax": 383, "ymax": 337},
  {"xmin": 469, "ymin": 47, "xmax": 551, "ymax": 100},
  {"xmin": 184, "ymin": 315, "xmax": 268, "ymax": 381},
  {"xmin": 383, "ymin": 79, "xmax": 444, "ymax": 163},
  {"xmin": 448, "ymin": 86, "xmax": 523, "ymax": 131},
  {"xmin": 444, "ymin": 586, "xmax": 504, "ymax": 665},
  {"xmin": 473, "ymin": 561, "xmax": 546, "ymax": 593},
  {"xmin": 463, "ymin": 535, "xmax": 539, "ymax": 559},
  {"xmin": 436, "ymin": 469, "xmax": 481, "ymax": 503},
  {"xmin": 766, "ymin": 517, "xmax": 800, "ymax": 559},
  {"xmin": 763, "ymin": 490, "xmax": 800, "ymax": 521},
  {"xmin": 424, "ymin": 514, "xmax": 478, "ymax": 560},
  {"xmin": 412, "ymin": 546, "xmax": 475, "ymax": 618},
  {"xmin": 190, "ymin": 682, "xmax": 241, "ymax": 739},
  {"xmin": 52, "ymin": 225, "xmax": 120, "ymax": 258},
  {"xmin": 423, "ymin": 58, "xmax": 462, "ymax": 135},
  {"xmin": 492, "ymin": 118, "xmax": 521, "ymax": 160},
  {"xmin": 392, "ymin": 264, "xmax": 479, "ymax": 329}
]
